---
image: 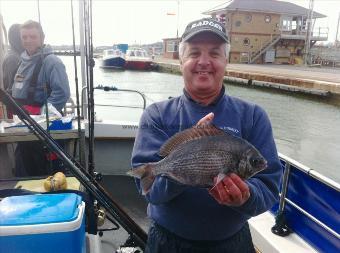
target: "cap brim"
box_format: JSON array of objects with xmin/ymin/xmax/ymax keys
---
[{"xmin": 182, "ymin": 29, "xmax": 228, "ymax": 43}]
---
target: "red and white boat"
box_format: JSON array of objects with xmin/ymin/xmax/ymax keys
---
[{"xmin": 125, "ymin": 48, "xmax": 153, "ymax": 70}]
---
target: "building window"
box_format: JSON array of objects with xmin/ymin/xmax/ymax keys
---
[
  {"xmin": 235, "ymin": 20, "xmax": 242, "ymax": 27},
  {"xmin": 166, "ymin": 41, "xmax": 178, "ymax": 52},
  {"xmin": 245, "ymin": 14, "xmax": 252, "ymax": 23},
  {"xmin": 281, "ymin": 16, "xmax": 293, "ymax": 31},
  {"xmin": 243, "ymin": 38, "xmax": 250, "ymax": 46},
  {"xmin": 264, "ymin": 15, "xmax": 271, "ymax": 23}
]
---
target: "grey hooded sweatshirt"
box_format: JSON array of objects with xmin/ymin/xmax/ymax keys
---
[{"xmin": 12, "ymin": 45, "xmax": 70, "ymax": 112}]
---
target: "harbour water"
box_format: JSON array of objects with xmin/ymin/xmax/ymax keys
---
[{"xmin": 61, "ymin": 56, "xmax": 340, "ymax": 183}]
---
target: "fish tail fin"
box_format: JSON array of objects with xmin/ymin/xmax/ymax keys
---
[{"xmin": 127, "ymin": 164, "xmax": 155, "ymax": 195}]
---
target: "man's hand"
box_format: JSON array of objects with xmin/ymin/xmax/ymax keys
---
[
  {"xmin": 209, "ymin": 173, "xmax": 250, "ymax": 206},
  {"xmin": 197, "ymin": 114, "xmax": 250, "ymax": 206}
]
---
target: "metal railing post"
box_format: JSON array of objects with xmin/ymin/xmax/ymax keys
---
[
  {"xmin": 278, "ymin": 162, "xmax": 291, "ymax": 213},
  {"xmin": 271, "ymin": 162, "xmax": 292, "ymax": 236}
]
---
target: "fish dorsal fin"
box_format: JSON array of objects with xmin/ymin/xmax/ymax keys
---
[{"xmin": 159, "ymin": 125, "xmax": 225, "ymax": 157}]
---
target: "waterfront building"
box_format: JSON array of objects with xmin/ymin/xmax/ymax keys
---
[
  {"xmin": 162, "ymin": 37, "xmax": 180, "ymax": 59},
  {"xmin": 203, "ymin": 0, "xmax": 328, "ymax": 64}
]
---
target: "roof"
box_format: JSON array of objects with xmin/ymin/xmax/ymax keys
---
[{"xmin": 203, "ymin": 0, "xmax": 326, "ymax": 18}]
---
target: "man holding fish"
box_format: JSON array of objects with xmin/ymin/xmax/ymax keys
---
[{"xmin": 131, "ymin": 18, "xmax": 282, "ymax": 253}]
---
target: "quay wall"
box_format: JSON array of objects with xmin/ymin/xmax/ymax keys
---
[{"xmin": 155, "ymin": 62, "xmax": 340, "ymax": 105}]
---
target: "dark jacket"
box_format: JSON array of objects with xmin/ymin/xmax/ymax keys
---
[{"xmin": 2, "ymin": 24, "xmax": 24, "ymax": 90}]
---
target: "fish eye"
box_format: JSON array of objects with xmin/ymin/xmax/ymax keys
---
[{"xmin": 250, "ymin": 157, "xmax": 262, "ymax": 167}]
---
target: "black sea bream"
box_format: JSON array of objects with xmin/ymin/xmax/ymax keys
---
[{"xmin": 128, "ymin": 125, "xmax": 267, "ymax": 194}]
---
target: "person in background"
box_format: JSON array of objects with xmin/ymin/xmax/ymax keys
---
[
  {"xmin": 12, "ymin": 20, "xmax": 70, "ymax": 176},
  {"xmin": 131, "ymin": 18, "xmax": 282, "ymax": 253},
  {"xmin": 2, "ymin": 24, "xmax": 24, "ymax": 119},
  {"xmin": 3, "ymin": 23, "xmax": 24, "ymax": 92}
]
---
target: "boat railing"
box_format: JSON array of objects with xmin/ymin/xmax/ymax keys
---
[
  {"xmin": 273, "ymin": 153, "xmax": 340, "ymax": 252},
  {"xmin": 279, "ymin": 153, "xmax": 340, "ymax": 191},
  {"xmin": 80, "ymin": 85, "xmax": 146, "ymax": 113}
]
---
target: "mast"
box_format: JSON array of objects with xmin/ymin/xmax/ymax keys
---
[
  {"xmin": 79, "ymin": 0, "xmax": 87, "ymax": 119},
  {"xmin": 304, "ymin": 0, "xmax": 314, "ymax": 65},
  {"xmin": 336, "ymin": 12, "xmax": 340, "ymax": 47}
]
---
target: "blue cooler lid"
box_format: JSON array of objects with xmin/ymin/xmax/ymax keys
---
[{"xmin": 0, "ymin": 193, "xmax": 82, "ymax": 226}]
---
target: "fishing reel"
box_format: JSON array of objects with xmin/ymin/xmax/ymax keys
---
[{"xmin": 116, "ymin": 235, "xmax": 143, "ymax": 253}]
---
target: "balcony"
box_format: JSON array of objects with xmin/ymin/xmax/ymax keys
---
[{"xmin": 280, "ymin": 25, "xmax": 328, "ymax": 41}]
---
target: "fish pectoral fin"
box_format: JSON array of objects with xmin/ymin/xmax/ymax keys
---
[
  {"xmin": 216, "ymin": 172, "xmax": 227, "ymax": 183},
  {"xmin": 210, "ymin": 173, "xmax": 227, "ymax": 191}
]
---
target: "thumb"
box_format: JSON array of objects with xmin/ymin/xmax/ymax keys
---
[{"xmin": 196, "ymin": 112, "xmax": 214, "ymax": 127}]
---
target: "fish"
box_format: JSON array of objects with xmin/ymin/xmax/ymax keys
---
[{"xmin": 128, "ymin": 125, "xmax": 267, "ymax": 194}]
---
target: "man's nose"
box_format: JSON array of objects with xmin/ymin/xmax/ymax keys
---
[{"xmin": 197, "ymin": 53, "xmax": 211, "ymax": 66}]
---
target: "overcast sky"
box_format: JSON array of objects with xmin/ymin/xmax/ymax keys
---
[{"xmin": 0, "ymin": 0, "xmax": 339, "ymax": 46}]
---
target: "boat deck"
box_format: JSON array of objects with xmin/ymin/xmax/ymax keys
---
[{"xmin": 100, "ymin": 175, "xmax": 149, "ymax": 233}]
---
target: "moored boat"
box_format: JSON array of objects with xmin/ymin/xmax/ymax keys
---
[
  {"xmin": 125, "ymin": 48, "xmax": 152, "ymax": 70},
  {"xmin": 100, "ymin": 48, "xmax": 126, "ymax": 69},
  {"xmin": 100, "ymin": 44, "xmax": 128, "ymax": 69}
]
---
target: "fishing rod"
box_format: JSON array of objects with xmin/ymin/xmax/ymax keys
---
[
  {"xmin": 0, "ymin": 89, "xmax": 147, "ymax": 249},
  {"xmin": 70, "ymin": 0, "xmax": 83, "ymax": 164},
  {"xmin": 82, "ymin": 0, "xmax": 95, "ymax": 177}
]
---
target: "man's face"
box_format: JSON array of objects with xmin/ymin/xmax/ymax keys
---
[
  {"xmin": 180, "ymin": 33, "xmax": 227, "ymax": 100},
  {"xmin": 20, "ymin": 27, "xmax": 43, "ymax": 56}
]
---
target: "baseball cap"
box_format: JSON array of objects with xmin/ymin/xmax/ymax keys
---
[{"xmin": 181, "ymin": 18, "xmax": 229, "ymax": 43}]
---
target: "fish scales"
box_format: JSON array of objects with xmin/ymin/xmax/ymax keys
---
[{"xmin": 153, "ymin": 136, "xmax": 244, "ymax": 186}]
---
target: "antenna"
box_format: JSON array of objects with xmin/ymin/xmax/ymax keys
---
[
  {"xmin": 304, "ymin": 0, "xmax": 314, "ymax": 66},
  {"xmin": 336, "ymin": 12, "xmax": 340, "ymax": 47},
  {"xmin": 176, "ymin": 0, "xmax": 179, "ymax": 38}
]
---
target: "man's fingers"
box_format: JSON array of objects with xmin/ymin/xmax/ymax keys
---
[
  {"xmin": 222, "ymin": 176, "xmax": 242, "ymax": 204},
  {"xmin": 229, "ymin": 173, "xmax": 249, "ymax": 193},
  {"xmin": 209, "ymin": 173, "xmax": 250, "ymax": 206}
]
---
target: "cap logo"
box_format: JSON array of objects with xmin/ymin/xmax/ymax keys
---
[{"xmin": 191, "ymin": 20, "xmax": 223, "ymax": 32}]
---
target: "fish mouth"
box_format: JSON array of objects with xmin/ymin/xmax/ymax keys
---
[{"xmin": 259, "ymin": 160, "xmax": 268, "ymax": 170}]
